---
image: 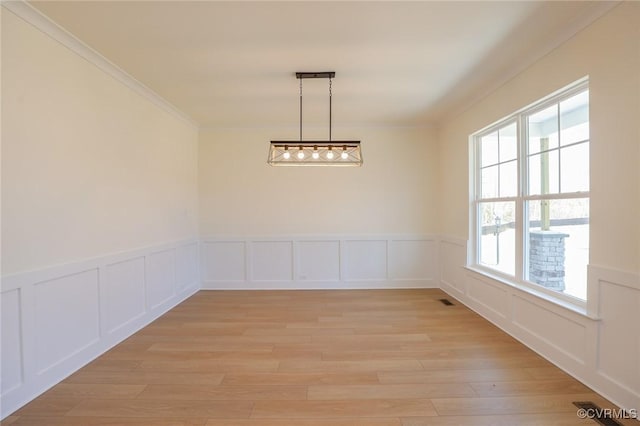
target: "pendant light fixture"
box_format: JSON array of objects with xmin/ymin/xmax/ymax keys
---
[{"xmin": 268, "ymin": 72, "xmax": 362, "ymax": 166}]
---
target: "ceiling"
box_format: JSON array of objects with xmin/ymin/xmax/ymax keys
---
[{"xmin": 30, "ymin": 1, "xmax": 615, "ymax": 128}]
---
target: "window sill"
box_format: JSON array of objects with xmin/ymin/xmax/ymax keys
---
[{"xmin": 463, "ymin": 265, "xmax": 599, "ymax": 321}]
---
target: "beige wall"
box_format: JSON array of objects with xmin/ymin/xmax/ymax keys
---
[
  {"xmin": 437, "ymin": 2, "xmax": 640, "ymax": 274},
  {"xmin": 199, "ymin": 126, "xmax": 438, "ymax": 236},
  {"xmin": 4, "ymin": 2, "xmax": 637, "ymax": 274},
  {"xmin": 1, "ymin": 10, "xmax": 199, "ymax": 275}
]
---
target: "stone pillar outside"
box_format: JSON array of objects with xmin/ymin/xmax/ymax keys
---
[{"xmin": 529, "ymin": 230, "xmax": 569, "ymax": 291}]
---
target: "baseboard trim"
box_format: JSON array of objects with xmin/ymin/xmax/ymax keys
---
[
  {"xmin": 437, "ymin": 235, "xmax": 640, "ymax": 419},
  {"xmin": 201, "ymin": 279, "xmax": 438, "ymax": 291}
]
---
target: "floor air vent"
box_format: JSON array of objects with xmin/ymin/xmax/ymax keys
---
[
  {"xmin": 572, "ymin": 401, "xmax": 624, "ymax": 426},
  {"xmin": 439, "ymin": 298, "xmax": 454, "ymax": 306}
]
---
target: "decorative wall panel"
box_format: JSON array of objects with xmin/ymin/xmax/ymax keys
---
[{"xmin": 0, "ymin": 239, "xmax": 199, "ymax": 418}]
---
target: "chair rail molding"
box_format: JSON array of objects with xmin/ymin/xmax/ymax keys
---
[{"xmin": 1, "ymin": 239, "xmax": 200, "ymax": 419}]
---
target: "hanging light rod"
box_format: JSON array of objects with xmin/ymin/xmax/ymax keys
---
[
  {"xmin": 296, "ymin": 72, "xmax": 335, "ymax": 79},
  {"xmin": 268, "ymin": 71, "xmax": 362, "ymax": 167}
]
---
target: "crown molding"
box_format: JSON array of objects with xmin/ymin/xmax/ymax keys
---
[
  {"xmin": 2, "ymin": 0, "xmax": 199, "ymax": 128},
  {"xmin": 436, "ymin": 1, "xmax": 621, "ymax": 124}
]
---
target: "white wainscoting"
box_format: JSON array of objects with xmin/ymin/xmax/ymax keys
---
[
  {"xmin": 439, "ymin": 236, "xmax": 640, "ymax": 417},
  {"xmin": 0, "ymin": 239, "xmax": 200, "ymax": 419},
  {"xmin": 201, "ymin": 235, "xmax": 439, "ymax": 290}
]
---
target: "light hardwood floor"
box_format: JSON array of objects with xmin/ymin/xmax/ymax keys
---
[{"xmin": 4, "ymin": 289, "xmax": 634, "ymax": 425}]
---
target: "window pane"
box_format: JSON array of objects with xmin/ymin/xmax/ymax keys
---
[
  {"xmin": 479, "ymin": 201, "xmax": 515, "ymax": 276},
  {"xmin": 527, "ymin": 198, "xmax": 589, "ymax": 300},
  {"xmin": 561, "ymin": 142, "xmax": 589, "ymax": 193},
  {"xmin": 480, "ymin": 132, "xmax": 499, "ymax": 167},
  {"xmin": 499, "ymin": 122, "xmax": 517, "ymax": 162},
  {"xmin": 528, "ymin": 104, "xmax": 559, "ymax": 154},
  {"xmin": 528, "ymin": 150, "xmax": 559, "ymax": 195},
  {"xmin": 499, "ymin": 160, "xmax": 517, "ymax": 197},
  {"xmin": 560, "ymin": 90, "xmax": 589, "ymax": 146},
  {"xmin": 481, "ymin": 165, "xmax": 498, "ymax": 199}
]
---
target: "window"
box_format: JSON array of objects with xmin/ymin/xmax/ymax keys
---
[{"xmin": 471, "ymin": 80, "xmax": 589, "ymax": 303}]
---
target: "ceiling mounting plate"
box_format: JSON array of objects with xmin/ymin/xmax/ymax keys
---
[{"xmin": 296, "ymin": 72, "xmax": 335, "ymax": 79}]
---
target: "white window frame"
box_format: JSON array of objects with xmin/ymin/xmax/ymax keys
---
[{"xmin": 468, "ymin": 78, "xmax": 591, "ymax": 315}]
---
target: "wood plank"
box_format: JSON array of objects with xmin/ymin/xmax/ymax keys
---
[
  {"xmin": 321, "ymin": 346, "xmax": 531, "ymax": 361},
  {"xmin": 40, "ymin": 383, "xmax": 146, "ymax": 399},
  {"xmin": 134, "ymin": 335, "xmax": 311, "ymax": 344},
  {"xmin": 286, "ymin": 322, "xmax": 394, "ymax": 330},
  {"xmin": 66, "ymin": 400, "xmax": 254, "ymax": 419},
  {"xmin": 311, "ymin": 334, "xmax": 431, "ymax": 344},
  {"xmin": 182, "ymin": 322, "xmax": 285, "ymax": 329},
  {"xmin": 274, "ymin": 342, "xmax": 439, "ymax": 352},
  {"xmin": 378, "ymin": 369, "xmax": 536, "ymax": 384},
  {"xmin": 419, "ymin": 356, "xmax": 550, "ymax": 370},
  {"xmin": 135, "ymin": 327, "xmax": 248, "ymax": 336},
  {"xmin": 242, "ymin": 327, "xmax": 356, "ymax": 336},
  {"xmin": 81, "ymin": 359, "xmax": 142, "ymax": 372},
  {"xmin": 137, "ymin": 384, "xmax": 307, "ymax": 401},
  {"xmin": 7, "ymin": 417, "xmax": 208, "ymax": 425},
  {"xmin": 278, "ymin": 360, "xmax": 423, "ymax": 373},
  {"xmin": 13, "ymin": 398, "xmax": 84, "ymax": 417},
  {"xmin": 222, "ymin": 372, "xmax": 380, "ymax": 386},
  {"xmin": 251, "ymin": 399, "xmax": 437, "ymax": 418},
  {"xmin": 65, "ymin": 371, "xmax": 224, "ymax": 385},
  {"xmin": 430, "ymin": 393, "xmax": 601, "ymax": 415},
  {"xmin": 307, "ymin": 383, "xmax": 475, "ymax": 400},
  {"xmin": 469, "ymin": 379, "xmax": 592, "ymax": 396},
  {"xmin": 148, "ymin": 342, "xmax": 274, "ymax": 352},
  {"xmin": 205, "ymin": 419, "xmax": 402, "ymax": 426},
  {"xmin": 139, "ymin": 359, "xmax": 279, "ymax": 373},
  {"xmin": 99, "ymin": 349, "xmax": 321, "ymax": 362}
]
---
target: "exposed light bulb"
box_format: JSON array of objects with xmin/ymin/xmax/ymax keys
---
[
  {"xmin": 297, "ymin": 150, "xmax": 305, "ymax": 159},
  {"xmin": 326, "ymin": 150, "xmax": 334, "ymax": 160},
  {"xmin": 341, "ymin": 146, "xmax": 349, "ymax": 159},
  {"xmin": 312, "ymin": 151, "xmax": 319, "ymax": 159},
  {"xmin": 283, "ymin": 150, "xmax": 290, "ymax": 159}
]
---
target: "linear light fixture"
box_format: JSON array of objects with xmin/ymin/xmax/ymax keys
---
[{"xmin": 268, "ymin": 72, "xmax": 362, "ymax": 167}]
